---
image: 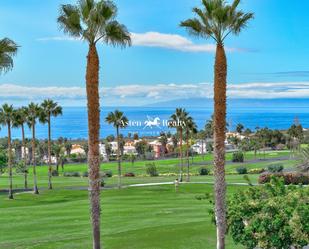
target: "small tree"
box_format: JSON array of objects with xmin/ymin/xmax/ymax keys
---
[
  {"xmin": 105, "ymin": 110, "xmax": 128, "ymax": 189},
  {"xmin": 128, "ymin": 153, "xmax": 136, "ymax": 166},
  {"xmin": 0, "ymin": 149, "xmax": 7, "ymax": 174},
  {"xmin": 227, "ymin": 178, "xmax": 309, "ymax": 249}
]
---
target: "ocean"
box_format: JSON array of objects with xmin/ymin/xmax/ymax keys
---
[{"xmin": 1, "ymin": 106, "xmax": 308, "ymax": 140}]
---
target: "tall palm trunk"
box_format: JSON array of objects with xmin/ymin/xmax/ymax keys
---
[
  {"xmin": 32, "ymin": 123, "xmax": 39, "ymax": 194},
  {"xmin": 116, "ymin": 126, "xmax": 121, "ymax": 189},
  {"xmin": 8, "ymin": 122, "xmax": 13, "ymax": 199},
  {"xmin": 86, "ymin": 44, "xmax": 101, "ymax": 249},
  {"xmin": 179, "ymin": 127, "xmax": 183, "ymax": 181},
  {"xmin": 47, "ymin": 115, "xmax": 53, "ymax": 189},
  {"xmin": 21, "ymin": 124, "xmax": 28, "ymax": 189},
  {"xmin": 213, "ymin": 43, "xmax": 227, "ymax": 249},
  {"xmin": 201, "ymin": 139, "xmax": 204, "ymax": 161},
  {"xmin": 186, "ymin": 129, "xmax": 190, "ymax": 182}
]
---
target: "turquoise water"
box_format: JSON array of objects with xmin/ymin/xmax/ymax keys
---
[{"xmin": 1, "ymin": 106, "xmax": 308, "ymax": 139}]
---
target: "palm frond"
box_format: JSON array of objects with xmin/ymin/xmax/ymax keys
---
[
  {"xmin": 58, "ymin": 4, "xmax": 83, "ymax": 38},
  {"xmin": 0, "ymin": 38, "xmax": 18, "ymax": 74},
  {"xmin": 103, "ymin": 21, "xmax": 131, "ymax": 47},
  {"xmin": 181, "ymin": 0, "xmax": 253, "ymax": 43},
  {"xmin": 79, "ymin": 0, "xmax": 95, "ymax": 21},
  {"xmin": 180, "ymin": 18, "xmax": 203, "ymax": 37}
]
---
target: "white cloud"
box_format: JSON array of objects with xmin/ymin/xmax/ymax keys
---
[
  {"xmin": 131, "ymin": 32, "xmax": 218, "ymax": 52},
  {"xmin": 0, "ymin": 84, "xmax": 85, "ymax": 98},
  {"xmin": 37, "ymin": 31, "xmax": 242, "ymax": 53},
  {"xmin": 36, "ymin": 37, "xmax": 79, "ymax": 42},
  {"xmin": 0, "ymin": 82, "xmax": 308, "ymax": 106}
]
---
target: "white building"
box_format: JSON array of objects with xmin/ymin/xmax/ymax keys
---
[
  {"xmin": 71, "ymin": 144, "xmax": 85, "ymax": 155},
  {"xmin": 123, "ymin": 145, "xmax": 137, "ymax": 155},
  {"xmin": 191, "ymin": 139, "xmax": 208, "ymax": 154},
  {"xmin": 99, "ymin": 143, "xmax": 108, "ymax": 161}
]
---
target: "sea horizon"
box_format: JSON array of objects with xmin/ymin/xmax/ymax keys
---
[{"xmin": 1, "ymin": 103, "xmax": 308, "ymax": 140}]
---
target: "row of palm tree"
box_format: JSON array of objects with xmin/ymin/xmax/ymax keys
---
[
  {"xmin": 105, "ymin": 108, "xmax": 199, "ymax": 188},
  {"xmin": 56, "ymin": 0, "xmax": 252, "ymax": 247},
  {"xmin": 169, "ymin": 108, "xmax": 198, "ymax": 182},
  {"xmin": 0, "ymin": 100, "xmax": 62, "ymax": 198},
  {"xmin": 1, "ymin": 0, "xmax": 253, "ymax": 247}
]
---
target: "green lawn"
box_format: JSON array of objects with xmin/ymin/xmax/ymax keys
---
[
  {"xmin": 0, "ymin": 150, "xmax": 299, "ymax": 249},
  {"xmin": 0, "ymin": 184, "xmax": 246, "ymax": 249},
  {"xmin": 0, "ymin": 149, "xmax": 297, "ymax": 190}
]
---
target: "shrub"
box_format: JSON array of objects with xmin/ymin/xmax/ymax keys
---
[
  {"xmin": 69, "ymin": 153, "xmax": 87, "ymax": 163},
  {"xmin": 276, "ymin": 143, "xmax": 285, "ymax": 150},
  {"xmin": 100, "ymin": 178, "xmax": 105, "ymax": 187},
  {"xmin": 267, "ymin": 163, "xmax": 284, "ymax": 173},
  {"xmin": 51, "ymin": 170, "xmax": 59, "ymax": 176},
  {"xmin": 63, "ymin": 172, "xmax": 80, "ymax": 177},
  {"xmin": 248, "ymin": 168, "xmax": 265, "ymax": 174},
  {"xmin": 236, "ymin": 166, "xmax": 247, "ymax": 174},
  {"xmin": 232, "ymin": 151, "xmax": 244, "ymax": 162},
  {"xmin": 102, "ymin": 170, "xmax": 113, "ymax": 178},
  {"xmin": 259, "ymin": 173, "xmax": 309, "ymax": 185},
  {"xmin": 199, "ymin": 167, "xmax": 210, "ymax": 176},
  {"xmin": 15, "ymin": 161, "xmax": 28, "ymax": 174},
  {"xmin": 145, "ymin": 152, "xmax": 155, "ymax": 160},
  {"xmin": 124, "ymin": 172, "xmax": 135, "ymax": 177},
  {"xmin": 146, "ymin": 163, "xmax": 158, "ymax": 177},
  {"xmin": 82, "ymin": 171, "xmax": 88, "ymax": 177}
]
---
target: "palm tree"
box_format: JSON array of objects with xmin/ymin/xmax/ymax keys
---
[
  {"xmin": 158, "ymin": 132, "xmax": 168, "ymax": 157},
  {"xmin": 0, "ymin": 104, "xmax": 16, "ymax": 199},
  {"xmin": 169, "ymin": 108, "xmax": 189, "ymax": 181},
  {"xmin": 12, "ymin": 107, "xmax": 29, "ymax": 189},
  {"xmin": 185, "ymin": 117, "xmax": 197, "ymax": 182},
  {"xmin": 180, "ymin": 1, "xmax": 253, "ymax": 248},
  {"xmin": 105, "ymin": 110, "xmax": 128, "ymax": 189},
  {"xmin": 58, "ymin": 2, "xmax": 130, "ymax": 247},
  {"xmin": 0, "ymin": 38, "xmax": 18, "ymax": 74},
  {"xmin": 52, "ymin": 142, "xmax": 66, "ymax": 172},
  {"xmin": 26, "ymin": 103, "xmax": 41, "ymax": 194},
  {"xmin": 236, "ymin": 123, "xmax": 244, "ymax": 134},
  {"xmin": 40, "ymin": 99, "xmax": 62, "ymax": 189}
]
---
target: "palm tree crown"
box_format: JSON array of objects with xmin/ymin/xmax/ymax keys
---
[
  {"xmin": 105, "ymin": 110, "xmax": 128, "ymax": 129},
  {"xmin": 169, "ymin": 108, "xmax": 189, "ymax": 130},
  {"xmin": 180, "ymin": 0, "xmax": 253, "ymax": 44},
  {"xmin": 39, "ymin": 99, "xmax": 63, "ymax": 123},
  {"xmin": 57, "ymin": 0, "xmax": 131, "ymax": 46},
  {"xmin": 0, "ymin": 38, "xmax": 18, "ymax": 74},
  {"xmin": 0, "ymin": 104, "xmax": 15, "ymax": 126},
  {"xmin": 26, "ymin": 103, "xmax": 41, "ymax": 127},
  {"xmin": 12, "ymin": 107, "xmax": 28, "ymax": 128},
  {"xmin": 187, "ymin": 118, "xmax": 198, "ymax": 135}
]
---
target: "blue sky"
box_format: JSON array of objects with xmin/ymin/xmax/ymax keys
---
[{"xmin": 0, "ymin": 0, "xmax": 309, "ymax": 106}]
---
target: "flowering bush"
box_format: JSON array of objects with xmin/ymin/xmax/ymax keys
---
[
  {"xmin": 259, "ymin": 172, "xmax": 309, "ymax": 185},
  {"xmin": 248, "ymin": 168, "xmax": 265, "ymax": 174},
  {"xmin": 124, "ymin": 172, "xmax": 135, "ymax": 177}
]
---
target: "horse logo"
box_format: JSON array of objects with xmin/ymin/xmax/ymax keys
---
[{"xmin": 143, "ymin": 116, "xmax": 161, "ymax": 129}]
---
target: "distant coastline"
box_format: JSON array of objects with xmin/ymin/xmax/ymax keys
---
[{"xmin": 0, "ymin": 101, "xmax": 308, "ymax": 139}]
